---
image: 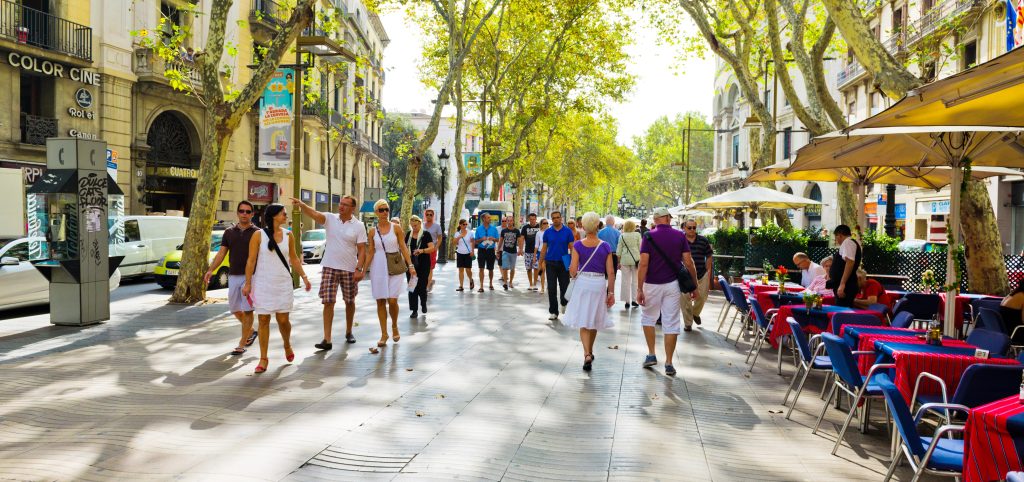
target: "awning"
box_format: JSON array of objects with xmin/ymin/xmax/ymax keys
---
[
  {"xmin": 359, "ymin": 201, "xmax": 376, "ymax": 213},
  {"xmin": 27, "ymin": 170, "xmax": 124, "ymax": 195}
]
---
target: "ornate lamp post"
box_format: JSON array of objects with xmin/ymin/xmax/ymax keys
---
[{"xmin": 438, "ymin": 148, "xmax": 450, "ymax": 263}]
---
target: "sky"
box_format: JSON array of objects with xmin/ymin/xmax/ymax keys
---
[{"xmin": 378, "ymin": 8, "xmax": 717, "ymax": 146}]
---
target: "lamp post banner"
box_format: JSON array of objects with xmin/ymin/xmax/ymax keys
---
[{"xmin": 258, "ymin": 68, "xmax": 294, "ymax": 169}]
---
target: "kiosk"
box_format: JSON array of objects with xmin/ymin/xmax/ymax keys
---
[{"xmin": 26, "ymin": 138, "xmax": 124, "ymax": 326}]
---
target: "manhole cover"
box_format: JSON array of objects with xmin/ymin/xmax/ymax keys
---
[{"xmin": 301, "ymin": 446, "xmax": 415, "ymax": 473}]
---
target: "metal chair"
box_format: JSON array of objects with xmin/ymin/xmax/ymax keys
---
[
  {"xmin": 783, "ymin": 317, "xmax": 833, "ymax": 420},
  {"xmin": 975, "ymin": 308, "xmax": 1006, "ymax": 334},
  {"xmin": 723, "ymin": 286, "xmax": 752, "ymax": 343},
  {"xmin": 867, "ymin": 302, "xmax": 890, "ymax": 319},
  {"xmin": 965, "ymin": 328, "xmax": 1011, "ymax": 357},
  {"xmin": 879, "ymin": 377, "xmax": 968, "ymax": 482},
  {"xmin": 716, "ymin": 276, "xmax": 734, "ymax": 331},
  {"xmin": 745, "ymin": 298, "xmax": 777, "ymax": 370},
  {"xmin": 910, "ymin": 363, "xmax": 1023, "ymax": 426},
  {"xmin": 892, "ymin": 293, "xmax": 942, "ymax": 327},
  {"xmin": 891, "ymin": 311, "xmax": 915, "ymax": 329},
  {"xmin": 831, "ymin": 312, "xmax": 884, "ymax": 337},
  {"xmin": 815, "ymin": 333, "xmax": 895, "ymax": 455}
]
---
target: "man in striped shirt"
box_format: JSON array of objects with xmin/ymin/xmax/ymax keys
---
[{"xmin": 681, "ymin": 219, "xmax": 713, "ymax": 330}]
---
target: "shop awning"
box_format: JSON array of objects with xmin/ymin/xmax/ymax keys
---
[
  {"xmin": 27, "ymin": 170, "xmax": 124, "ymax": 195},
  {"xmin": 360, "ymin": 201, "xmax": 376, "ymax": 213}
]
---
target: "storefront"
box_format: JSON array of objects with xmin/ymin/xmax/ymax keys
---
[
  {"xmin": 314, "ymin": 192, "xmax": 330, "ymax": 227},
  {"xmin": 144, "ymin": 165, "xmax": 197, "ymax": 215},
  {"xmin": 247, "ymin": 180, "xmax": 277, "ymax": 227}
]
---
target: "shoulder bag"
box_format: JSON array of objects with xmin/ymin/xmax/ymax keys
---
[
  {"xmin": 378, "ymin": 228, "xmax": 408, "ymax": 276},
  {"xmin": 264, "ymin": 229, "xmax": 290, "ymax": 272},
  {"xmin": 644, "ymin": 233, "xmax": 697, "ymax": 293},
  {"xmin": 565, "ymin": 241, "xmax": 605, "ymax": 301},
  {"xmin": 459, "ymin": 232, "xmax": 476, "ymax": 260},
  {"xmin": 621, "ymin": 235, "xmax": 638, "ymax": 266}
]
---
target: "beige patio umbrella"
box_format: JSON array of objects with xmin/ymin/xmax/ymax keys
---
[
  {"xmin": 792, "ymin": 126, "xmax": 1024, "ymax": 335},
  {"xmin": 748, "ymin": 162, "xmax": 1022, "ymax": 231},
  {"xmin": 687, "ymin": 186, "xmax": 821, "ymax": 223}
]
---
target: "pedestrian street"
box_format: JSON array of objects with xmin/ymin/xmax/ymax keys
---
[{"xmin": 0, "ymin": 263, "xmax": 911, "ymax": 481}]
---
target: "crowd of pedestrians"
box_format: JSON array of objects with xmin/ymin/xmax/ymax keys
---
[{"xmin": 211, "ymin": 197, "xmax": 712, "ymax": 376}]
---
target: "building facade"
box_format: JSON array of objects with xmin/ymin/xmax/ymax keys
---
[
  {"xmin": 402, "ymin": 111, "xmax": 484, "ymax": 221},
  {"xmin": 0, "ymin": 0, "xmax": 387, "ymax": 237}
]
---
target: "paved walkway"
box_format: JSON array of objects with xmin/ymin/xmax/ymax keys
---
[{"xmin": 0, "ymin": 264, "xmax": 928, "ymax": 481}]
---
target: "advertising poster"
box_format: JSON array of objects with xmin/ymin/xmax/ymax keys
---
[
  {"xmin": 1009, "ymin": 0, "xmax": 1023, "ymax": 51},
  {"xmin": 259, "ymin": 68, "xmax": 294, "ymax": 169},
  {"xmin": 464, "ymin": 152, "xmax": 482, "ymax": 200}
]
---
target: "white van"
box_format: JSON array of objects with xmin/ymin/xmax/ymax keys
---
[{"xmin": 109, "ymin": 216, "xmax": 188, "ymax": 277}]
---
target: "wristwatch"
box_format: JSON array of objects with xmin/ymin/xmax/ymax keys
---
[{"xmin": 355, "ymin": 267, "xmax": 364, "ymax": 272}]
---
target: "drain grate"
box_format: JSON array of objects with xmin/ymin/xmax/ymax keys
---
[{"xmin": 302, "ymin": 446, "xmax": 415, "ymax": 473}]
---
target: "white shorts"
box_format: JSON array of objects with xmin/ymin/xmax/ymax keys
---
[{"xmin": 640, "ymin": 282, "xmax": 682, "ymax": 334}]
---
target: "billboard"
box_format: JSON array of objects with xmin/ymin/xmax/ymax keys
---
[
  {"xmin": 258, "ymin": 68, "xmax": 294, "ymax": 169},
  {"xmin": 464, "ymin": 152, "xmax": 482, "ymax": 200},
  {"xmin": 1009, "ymin": 0, "xmax": 1023, "ymax": 51}
]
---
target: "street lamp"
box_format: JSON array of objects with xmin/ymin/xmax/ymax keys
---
[{"xmin": 438, "ymin": 148, "xmax": 450, "ymax": 263}]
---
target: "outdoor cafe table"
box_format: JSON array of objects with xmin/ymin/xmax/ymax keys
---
[
  {"xmin": 757, "ymin": 289, "xmax": 835, "ymax": 310},
  {"xmin": 871, "ymin": 340, "xmax": 1019, "ymax": 403},
  {"xmin": 964, "ymin": 395, "xmax": 1024, "ymax": 482},
  {"xmin": 768, "ymin": 305, "xmax": 886, "ymax": 374}
]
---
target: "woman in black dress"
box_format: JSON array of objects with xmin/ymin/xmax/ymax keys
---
[{"xmin": 406, "ymin": 215, "xmax": 435, "ymax": 317}]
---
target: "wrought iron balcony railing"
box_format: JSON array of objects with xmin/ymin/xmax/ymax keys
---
[
  {"xmin": 20, "ymin": 113, "xmax": 57, "ymax": 145},
  {"xmin": 0, "ymin": 0, "xmax": 92, "ymax": 61}
]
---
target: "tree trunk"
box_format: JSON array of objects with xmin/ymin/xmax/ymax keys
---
[
  {"xmin": 171, "ymin": 120, "xmax": 233, "ymax": 303},
  {"xmin": 961, "ymin": 179, "xmax": 1010, "ymax": 295},
  {"xmin": 819, "ymin": 0, "xmax": 921, "ymax": 98},
  {"xmin": 448, "ymin": 179, "xmax": 471, "ymax": 259},
  {"xmin": 837, "ymin": 182, "xmax": 858, "ymax": 228}
]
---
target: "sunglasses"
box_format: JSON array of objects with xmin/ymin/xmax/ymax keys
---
[
  {"xmin": 377, "ymin": 208, "xmax": 390, "ymax": 213},
  {"xmin": 685, "ymin": 226, "xmax": 696, "ymax": 230},
  {"xmin": 238, "ymin": 209, "xmax": 252, "ymax": 214}
]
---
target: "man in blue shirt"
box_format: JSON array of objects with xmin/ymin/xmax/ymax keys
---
[
  {"xmin": 598, "ymin": 214, "xmax": 622, "ymax": 271},
  {"xmin": 473, "ymin": 213, "xmax": 500, "ymax": 291},
  {"xmin": 539, "ymin": 211, "xmax": 576, "ymax": 319}
]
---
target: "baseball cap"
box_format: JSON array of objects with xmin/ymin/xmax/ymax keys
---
[{"xmin": 651, "ymin": 207, "xmax": 672, "ymax": 218}]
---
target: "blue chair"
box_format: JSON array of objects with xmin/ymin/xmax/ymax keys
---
[
  {"xmin": 911, "ymin": 364, "xmax": 1023, "ymax": 426},
  {"xmin": 716, "ymin": 276, "xmax": 734, "ymax": 331},
  {"xmin": 891, "ymin": 311, "xmax": 915, "ymax": 329},
  {"xmin": 783, "ymin": 317, "xmax": 834, "ymax": 420},
  {"xmin": 893, "ymin": 293, "xmax": 942, "ymax": 327},
  {"xmin": 975, "ymin": 308, "xmax": 1006, "ymax": 334},
  {"xmin": 745, "ymin": 298, "xmax": 778, "ymax": 369},
  {"xmin": 832, "ymin": 312, "xmax": 884, "ymax": 336},
  {"xmin": 879, "ymin": 378, "xmax": 968, "ymax": 482},
  {"xmin": 970, "ymin": 298, "xmax": 1003, "ymax": 323},
  {"xmin": 723, "ymin": 286, "xmax": 752, "ymax": 343},
  {"xmin": 868, "ymin": 302, "xmax": 890, "ymax": 318},
  {"xmin": 815, "ymin": 333, "xmax": 895, "ymax": 455},
  {"xmin": 966, "ymin": 328, "xmax": 1011, "ymax": 357}
]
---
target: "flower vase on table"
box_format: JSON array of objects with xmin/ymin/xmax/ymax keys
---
[
  {"xmin": 920, "ymin": 270, "xmax": 936, "ymax": 294},
  {"xmin": 776, "ymin": 265, "xmax": 789, "ymax": 293}
]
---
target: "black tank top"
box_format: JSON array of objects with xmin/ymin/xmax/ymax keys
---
[{"xmin": 827, "ymin": 238, "xmax": 861, "ymax": 294}]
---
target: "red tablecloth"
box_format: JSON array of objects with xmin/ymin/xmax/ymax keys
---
[
  {"xmin": 939, "ymin": 293, "xmax": 970, "ymax": 330},
  {"xmin": 964, "ymin": 396, "xmax": 1024, "ymax": 482},
  {"xmin": 855, "ymin": 334, "xmax": 973, "ymax": 375},
  {"xmin": 755, "ymin": 289, "xmax": 835, "ymax": 310},
  {"xmin": 768, "ymin": 306, "xmax": 886, "ymax": 348},
  {"xmin": 891, "ymin": 351, "xmax": 1019, "ymax": 404},
  {"xmin": 747, "ymin": 282, "xmax": 805, "ymax": 294}
]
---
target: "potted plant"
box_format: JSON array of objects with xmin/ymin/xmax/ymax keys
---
[
  {"xmin": 776, "ymin": 265, "xmax": 789, "ymax": 292},
  {"xmin": 16, "ymin": 27, "xmax": 29, "ymax": 44}
]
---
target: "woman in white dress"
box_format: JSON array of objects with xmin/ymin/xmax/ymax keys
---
[
  {"xmin": 242, "ymin": 203, "xmax": 311, "ymax": 374},
  {"xmin": 362, "ymin": 199, "xmax": 415, "ymax": 351},
  {"xmin": 563, "ymin": 212, "xmax": 615, "ymax": 372}
]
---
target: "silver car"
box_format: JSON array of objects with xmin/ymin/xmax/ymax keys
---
[
  {"xmin": 0, "ymin": 237, "xmax": 121, "ymax": 311},
  {"xmin": 301, "ymin": 229, "xmax": 327, "ymax": 263}
]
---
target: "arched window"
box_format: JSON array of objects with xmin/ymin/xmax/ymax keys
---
[
  {"xmin": 146, "ymin": 111, "xmax": 196, "ymax": 167},
  {"xmin": 805, "ymin": 183, "xmax": 823, "ymax": 228}
]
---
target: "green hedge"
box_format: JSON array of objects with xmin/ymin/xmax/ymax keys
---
[{"xmin": 708, "ymin": 227, "xmax": 747, "ymax": 278}]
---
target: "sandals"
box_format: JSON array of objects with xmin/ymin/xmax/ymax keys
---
[
  {"xmin": 456, "ymin": 287, "xmax": 465, "ymax": 292},
  {"xmin": 583, "ymin": 354, "xmax": 594, "ymax": 371},
  {"xmin": 230, "ymin": 347, "xmax": 246, "ymax": 356},
  {"xmin": 477, "ymin": 288, "xmax": 484, "ymax": 293},
  {"xmin": 254, "ymin": 358, "xmax": 269, "ymax": 373},
  {"xmin": 377, "ymin": 339, "xmax": 388, "ymax": 347}
]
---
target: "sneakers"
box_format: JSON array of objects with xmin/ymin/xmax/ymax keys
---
[
  {"xmin": 631, "ymin": 301, "xmax": 639, "ymax": 308},
  {"xmin": 624, "ymin": 303, "xmax": 630, "ymax": 310},
  {"xmin": 560, "ymin": 303, "xmax": 567, "ymax": 314},
  {"xmin": 643, "ymin": 355, "xmax": 658, "ymax": 368},
  {"xmin": 345, "ymin": 333, "xmax": 356, "ymax": 344},
  {"xmin": 665, "ymin": 364, "xmax": 677, "ymax": 376},
  {"xmin": 548, "ymin": 313, "xmax": 558, "ymax": 320},
  {"xmin": 694, "ymin": 315, "xmax": 702, "ymax": 325}
]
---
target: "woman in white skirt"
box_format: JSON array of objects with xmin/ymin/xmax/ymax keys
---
[
  {"xmin": 564, "ymin": 211, "xmax": 616, "ymax": 371},
  {"xmin": 362, "ymin": 199, "xmax": 415, "ymax": 351},
  {"xmin": 242, "ymin": 203, "xmax": 311, "ymax": 374},
  {"xmin": 617, "ymin": 219, "xmax": 641, "ymax": 309}
]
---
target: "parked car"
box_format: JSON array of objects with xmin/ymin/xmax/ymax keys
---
[
  {"xmin": 897, "ymin": 239, "xmax": 948, "ymax": 252},
  {"xmin": 700, "ymin": 227, "xmax": 718, "ymax": 237},
  {"xmin": 109, "ymin": 216, "xmax": 188, "ymax": 278},
  {"xmin": 153, "ymin": 231, "xmax": 228, "ymax": 290},
  {"xmin": 302, "ymin": 229, "xmax": 327, "ymax": 263},
  {"xmin": 0, "ymin": 237, "xmax": 121, "ymax": 311}
]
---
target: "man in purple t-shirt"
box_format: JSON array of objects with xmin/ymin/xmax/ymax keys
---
[{"xmin": 636, "ymin": 207, "xmax": 698, "ymax": 376}]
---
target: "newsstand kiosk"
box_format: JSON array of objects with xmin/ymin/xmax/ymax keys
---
[{"xmin": 26, "ymin": 138, "xmax": 124, "ymax": 326}]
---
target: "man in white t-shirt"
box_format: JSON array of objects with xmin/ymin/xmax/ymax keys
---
[
  {"xmin": 793, "ymin": 252, "xmax": 826, "ymax": 288},
  {"xmin": 292, "ymin": 195, "xmax": 367, "ymax": 349}
]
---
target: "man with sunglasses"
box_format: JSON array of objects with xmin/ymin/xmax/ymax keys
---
[
  {"xmin": 681, "ymin": 219, "xmax": 713, "ymax": 330},
  {"xmin": 207, "ymin": 201, "xmax": 259, "ymax": 355},
  {"xmin": 292, "ymin": 195, "xmax": 367, "ymax": 349}
]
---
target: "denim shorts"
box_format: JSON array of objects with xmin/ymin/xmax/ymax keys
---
[{"xmin": 501, "ymin": 252, "xmax": 518, "ymax": 270}]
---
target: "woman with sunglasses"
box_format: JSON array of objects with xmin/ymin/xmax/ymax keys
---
[
  {"xmin": 566, "ymin": 219, "xmax": 581, "ymax": 242},
  {"xmin": 406, "ymin": 215, "xmax": 435, "ymax": 316},
  {"xmin": 242, "ymin": 203, "xmax": 311, "ymax": 373},
  {"xmin": 454, "ymin": 219, "xmax": 475, "ymax": 291},
  {"xmin": 363, "ymin": 200, "xmax": 415, "ymax": 350},
  {"xmin": 536, "ymin": 219, "xmax": 549, "ymax": 294}
]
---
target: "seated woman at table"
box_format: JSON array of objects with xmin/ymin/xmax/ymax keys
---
[
  {"xmin": 1000, "ymin": 279, "xmax": 1024, "ymax": 336},
  {"xmin": 853, "ymin": 268, "xmax": 889, "ymax": 310},
  {"xmin": 806, "ymin": 257, "xmax": 833, "ymax": 295}
]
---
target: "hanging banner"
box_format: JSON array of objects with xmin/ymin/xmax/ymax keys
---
[
  {"xmin": 1009, "ymin": 0, "xmax": 1023, "ymax": 51},
  {"xmin": 464, "ymin": 152, "xmax": 482, "ymax": 200},
  {"xmin": 258, "ymin": 68, "xmax": 294, "ymax": 169}
]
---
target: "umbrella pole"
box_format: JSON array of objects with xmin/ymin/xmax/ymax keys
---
[
  {"xmin": 943, "ymin": 164, "xmax": 961, "ymax": 337},
  {"xmin": 857, "ymin": 182, "xmax": 867, "ymax": 237}
]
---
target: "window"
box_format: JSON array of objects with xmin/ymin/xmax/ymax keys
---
[
  {"xmin": 160, "ymin": 2, "xmax": 183, "ymax": 45},
  {"xmin": 20, "ymin": 74, "xmax": 53, "ymax": 117},
  {"xmin": 848, "ymin": 100, "xmax": 857, "ymax": 124},
  {"xmin": 923, "ymin": 62, "xmax": 936, "ymax": 82},
  {"xmin": 125, "ymin": 220, "xmax": 141, "ymax": 243},
  {"xmin": 870, "ymin": 92, "xmax": 884, "ymax": 116},
  {"xmin": 303, "ymin": 133, "xmax": 310, "ymax": 171},
  {"xmin": 320, "ymin": 140, "xmax": 327, "ymax": 174},
  {"xmin": 782, "ymin": 128, "xmax": 792, "ymax": 160},
  {"xmin": 764, "ymin": 89, "xmax": 771, "ymax": 108},
  {"xmin": 963, "ymin": 41, "xmax": 977, "ymax": 70},
  {"xmin": 921, "ymin": 0, "xmax": 934, "ymax": 14},
  {"xmin": 893, "ymin": 8, "xmax": 904, "ymax": 32},
  {"xmin": 732, "ymin": 135, "xmax": 740, "ymax": 166}
]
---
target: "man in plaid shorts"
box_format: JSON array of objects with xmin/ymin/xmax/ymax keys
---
[
  {"xmin": 291, "ymin": 195, "xmax": 367, "ymax": 350},
  {"xmin": 518, "ymin": 213, "xmax": 541, "ymax": 290}
]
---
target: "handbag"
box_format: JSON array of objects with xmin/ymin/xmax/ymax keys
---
[
  {"xmin": 566, "ymin": 241, "xmax": 605, "ymax": 301},
  {"xmin": 267, "ymin": 229, "xmax": 290, "ymax": 272},
  {"xmin": 379, "ymin": 228, "xmax": 407, "ymax": 276},
  {"xmin": 460, "ymin": 233, "xmax": 475, "ymax": 260},
  {"xmin": 644, "ymin": 233, "xmax": 697, "ymax": 293}
]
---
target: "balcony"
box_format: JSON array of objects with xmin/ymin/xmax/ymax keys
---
[
  {"xmin": 836, "ymin": 62, "xmax": 865, "ymax": 87},
  {"xmin": 301, "ymin": 101, "xmax": 329, "ymax": 124},
  {"xmin": 134, "ymin": 48, "xmax": 203, "ymax": 91},
  {"xmin": 371, "ymin": 140, "xmax": 389, "ymax": 166},
  {"xmin": 0, "ymin": 0, "xmax": 92, "ymax": 61},
  {"xmin": 904, "ymin": 0, "xmax": 981, "ymax": 46},
  {"xmin": 250, "ymin": 0, "xmax": 285, "ymax": 33},
  {"xmin": 20, "ymin": 113, "xmax": 57, "ymax": 146}
]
